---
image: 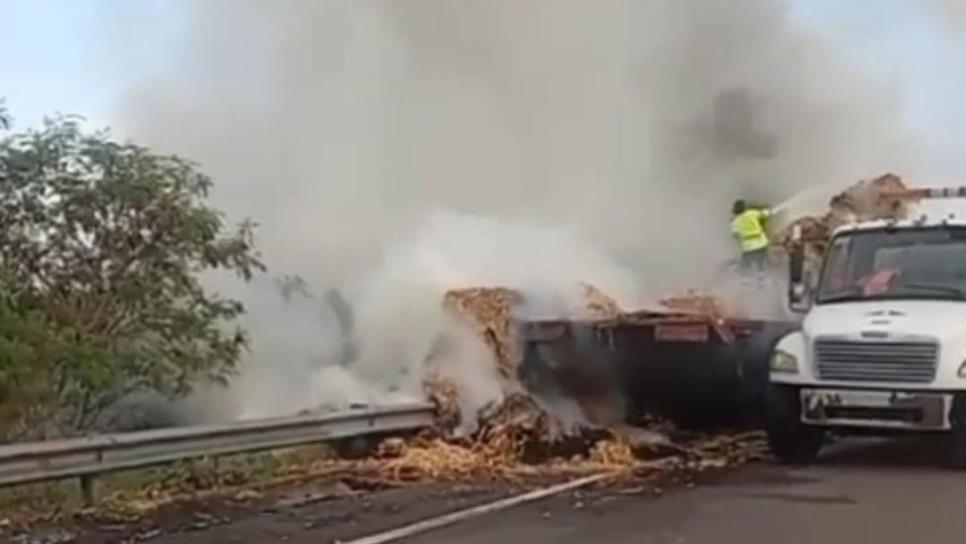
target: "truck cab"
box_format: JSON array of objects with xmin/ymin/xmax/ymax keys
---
[{"xmin": 767, "ymin": 217, "xmax": 966, "ymax": 464}]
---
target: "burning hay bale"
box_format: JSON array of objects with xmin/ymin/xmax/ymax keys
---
[
  {"xmin": 422, "ymin": 371, "xmax": 461, "ymax": 430},
  {"xmin": 423, "ymin": 287, "xmax": 525, "ymax": 433},
  {"xmin": 775, "ymin": 215, "xmax": 832, "ymax": 263},
  {"xmin": 659, "ymin": 292, "xmax": 731, "ymax": 318},
  {"xmin": 427, "ymin": 284, "xmax": 631, "ymax": 448},
  {"xmin": 364, "ymin": 397, "xmax": 658, "ymax": 482},
  {"xmin": 579, "ymin": 282, "xmax": 624, "ymax": 319},
  {"xmin": 473, "ymin": 393, "xmax": 570, "ymax": 462},
  {"xmin": 827, "ymin": 172, "xmax": 915, "ymax": 221},
  {"xmin": 443, "ymin": 287, "xmax": 523, "ymax": 378},
  {"xmin": 775, "ymin": 173, "xmax": 918, "ymax": 262},
  {"xmin": 364, "ymin": 393, "xmax": 624, "ymax": 482}
]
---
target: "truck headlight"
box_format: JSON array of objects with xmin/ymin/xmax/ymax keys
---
[
  {"xmin": 770, "ymin": 350, "xmax": 799, "ymax": 374},
  {"xmin": 958, "ymin": 360, "xmax": 966, "ymax": 378}
]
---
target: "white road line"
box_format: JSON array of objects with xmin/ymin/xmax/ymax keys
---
[{"xmin": 339, "ymin": 472, "xmax": 616, "ymax": 544}]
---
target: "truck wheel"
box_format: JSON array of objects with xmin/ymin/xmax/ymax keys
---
[
  {"xmin": 765, "ymin": 384, "xmax": 825, "ymax": 465},
  {"xmin": 943, "ymin": 434, "xmax": 966, "ymax": 470}
]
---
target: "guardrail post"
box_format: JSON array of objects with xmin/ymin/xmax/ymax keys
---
[{"xmin": 79, "ymin": 475, "xmax": 98, "ymax": 507}]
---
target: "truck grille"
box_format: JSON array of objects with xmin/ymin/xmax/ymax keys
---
[{"xmin": 814, "ymin": 339, "xmax": 938, "ymax": 384}]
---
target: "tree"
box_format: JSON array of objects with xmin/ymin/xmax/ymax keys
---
[
  {"xmin": 0, "ymin": 115, "xmax": 263, "ymax": 438},
  {"xmin": 0, "ymin": 280, "xmax": 95, "ymax": 438},
  {"xmin": 0, "ymin": 99, "xmax": 10, "ymax": 130}
]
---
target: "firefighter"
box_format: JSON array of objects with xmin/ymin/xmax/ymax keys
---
[{"xmin": 731, "ymin": 199, "xmax": 772, "ymax": 274}]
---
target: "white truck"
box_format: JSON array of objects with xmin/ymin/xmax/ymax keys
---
[{"xmin": 767, "ymin": 189, "xmax": 966, "ymax": 465}]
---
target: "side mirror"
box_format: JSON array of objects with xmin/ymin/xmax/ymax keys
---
[
  {"xmin": 788, "ymin": 277, "xmax": 812, "ymax": 313},
  {"xmin": 788, "ymin": 226, "xmax": 811, "ymax": 313}
]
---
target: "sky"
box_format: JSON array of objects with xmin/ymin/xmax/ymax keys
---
[
  {"xmin": 0, "ymin": 0, "xmax": 183, "ymax": 128},
  {"xmin": 788, "ymin": 0, "xmax": 966, "ymax": 181},
  {"xmin": 1, "ymin": 0, "xmax": 964, "ymax": 179}
]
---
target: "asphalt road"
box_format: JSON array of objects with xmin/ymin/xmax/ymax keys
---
[
  {"xmin": 409, "ymin": 437, "xmax": 966, "ymax": 544},
  {"xmin": 46, "ymin": 436, "xmax": 966, "ymax": 544}
]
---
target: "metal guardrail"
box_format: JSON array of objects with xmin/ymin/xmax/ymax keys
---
[{"xmin": 0, "ymin": 402, "xmax": 434, "ymax": 496}]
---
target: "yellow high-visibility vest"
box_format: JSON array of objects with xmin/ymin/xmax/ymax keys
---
[{"xmin": 731, "ymin": 208, "xmax": 771, "ymax": 252}]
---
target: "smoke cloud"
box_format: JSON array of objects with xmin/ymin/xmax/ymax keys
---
[
  {"xmin": 936, "ymin": 0, "xmax": 966, "ymax": 28},
  {"xmin": 107, "ymin": 0, "xmax": 914, "ymax": 421}
]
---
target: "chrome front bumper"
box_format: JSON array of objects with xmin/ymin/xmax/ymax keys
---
[{"xmin": 800, "ymin": 388, "xmax": 952, "ymax": 431}]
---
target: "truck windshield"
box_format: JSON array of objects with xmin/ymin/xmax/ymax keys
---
[{"xmin": 817, "ymin": 226, "xmax": 966, "ymax": 303}]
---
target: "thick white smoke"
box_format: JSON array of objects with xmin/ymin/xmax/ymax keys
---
[{"xmin": 107, "ymin": 0, "xmax": 915, "ymax": 421}]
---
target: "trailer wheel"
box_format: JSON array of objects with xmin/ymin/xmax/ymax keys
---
[{"xmin": 765, "ymin": 384, "xmax": 825, "ymax": 465}]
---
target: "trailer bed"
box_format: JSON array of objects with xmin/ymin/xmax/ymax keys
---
[{"xmin": 517, "ymin": 311, "xmax": 800, "ymax": 428}]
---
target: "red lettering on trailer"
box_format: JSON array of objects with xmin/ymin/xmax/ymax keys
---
[{"xmin": 654, "ymin": 324, "xmax": 710, "ymax": 343}]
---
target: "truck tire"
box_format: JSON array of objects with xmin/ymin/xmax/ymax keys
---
[
  {"xmin": 943, "ymin": 395, "xmax": 966, "ymax": 469},
  {"xmin": 765, "ymin": 384, "xmax": 825, "ymax": 465},
  {"xmin": 943, "ymin": 434, "xmax": 966, "ymax": 470}
]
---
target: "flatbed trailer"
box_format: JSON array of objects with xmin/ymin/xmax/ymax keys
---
[{"xmin": 518, "ymin": 311, "xmax": 799, "ymax": 428}]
